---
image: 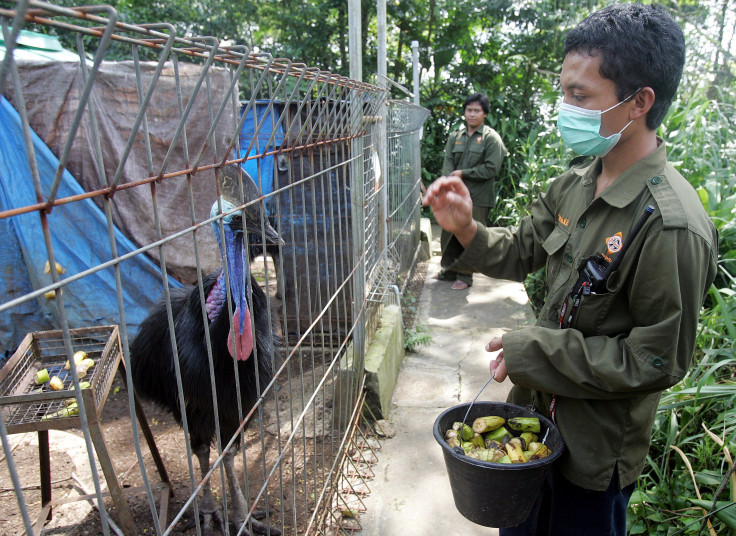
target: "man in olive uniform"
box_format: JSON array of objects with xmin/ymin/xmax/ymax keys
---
[
  {"xmin": 424, "ymin": 4, "xmax": 717, "ymax": 535},
  {"xmin": 436, "ymin": 92, "xmax": 507, "ymax": 290}
]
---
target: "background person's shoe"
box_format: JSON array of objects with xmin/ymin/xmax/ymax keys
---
[{"xmin": 451, "ymin": 280, "xmax": 469, "ymax": 290}]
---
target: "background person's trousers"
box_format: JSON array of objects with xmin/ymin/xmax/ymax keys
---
[{"xmin": 439, "ymin": 205, "xmax": 490, "ymax": 285}]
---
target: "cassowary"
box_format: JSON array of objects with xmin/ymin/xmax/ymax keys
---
[{"xmin": 130, "ymin": 165, "xmax": 282, "ymax": 536}]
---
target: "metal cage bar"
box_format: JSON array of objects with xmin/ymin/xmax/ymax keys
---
[{"xmin": 0, "ymin": 2, "xmax": 428, "ymax": 535}]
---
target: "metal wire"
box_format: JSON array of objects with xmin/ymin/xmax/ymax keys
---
[{"xmin": 0, "ymin": 2, "xmax": 428, "ymax": 535}]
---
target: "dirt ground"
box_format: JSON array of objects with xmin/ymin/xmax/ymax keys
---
[
  {"xmin": 0, "ymin": 256, "xmax": 428, "ymax": 536},
  {"xmin": 0, "ymin": 366, "xmax": 318, "ymax": 536}
]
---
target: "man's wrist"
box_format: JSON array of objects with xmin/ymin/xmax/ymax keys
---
[{"xmin": 455, "ymin": 219, "xmax": 478, "ymax": 247}]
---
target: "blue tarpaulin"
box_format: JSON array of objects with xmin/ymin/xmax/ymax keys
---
[
  {"xmin": 239, "ymin": 100, "xmax": 284, "ymax": 214},
  {"xmin": 0, "ymin": 97, "xmax": 182, "ymax": 355}
]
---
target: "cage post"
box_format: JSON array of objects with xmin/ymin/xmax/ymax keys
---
[
  {"xmin": 411, "ymin": 41, "xmax": 420, "ymax": 106},
  {"xmin": 349, "ymin": 0, "xmax": 362, "ymax": 82}
]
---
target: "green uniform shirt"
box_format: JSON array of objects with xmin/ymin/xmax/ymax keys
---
[
  {"xmin": 441, "ymin": 123, "xmax": 507, "ymax": 208},
  {"xmin": 449, "ymin": 141, "xmax": 718, "ymax": 491}
]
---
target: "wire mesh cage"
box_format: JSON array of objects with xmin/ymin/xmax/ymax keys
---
[
  {"xmin": 387, "ymin": 100, "xmax": 430, "ymax": 281},
  {"xmin": 0, "ymin": 2, "xmax": 429, "ymax": 535},
  {"xmin": 387, "ymin": 100, "xmax": 431, "ymax": 135}
]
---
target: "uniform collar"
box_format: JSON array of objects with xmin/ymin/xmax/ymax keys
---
[
  {"xmin": 461, "ymin": 122, "xmax": 487, "ymax": 137},
  {"xmin": 581, "ymin": 138, "xmax": 668, "ymax": 208}
]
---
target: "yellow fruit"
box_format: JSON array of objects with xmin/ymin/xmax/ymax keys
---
[
  {"xmin": 471, "ymin": 433, "xmax": 485, "ymax": 449},
  {"xmin": 484, "ymin": 438, "xmax": 504, "ymax": 451},
  {"xmin": 44, "ymin": 261, "xmax": 65, "ymax": 275},
  {"xmin": 530, "ymin": 443, "xmax": 552, "ymax": 461},
  {"xmin": 65, "ymin": 351, "xmax": 88, "ymax": 370},
  {"xmin": 472, "ymin": 415, "xmax": 506, "ymax": 434},
  {"xmin": 64, "ymin": 382, "xmax": 91, "ymax": 405},
  {"xmin": 505, "ymin": 437, "xmax": 525, "ymax": 463},
  {"xmin": 446, "ymin": 437, "xmax": 461, "ymax": 449},
  {"xmin": 467, "ymin": 449, "xmax": 499, "ymax": 462},
  {"xmin": 78, "ymin": 358, "xmax": 95, "ymax": 370},
  {"xmin": 42, "ymin": 403, "xmax": 78, "ymax": 420},
  {"xmin": 49, "ymin": 376, "xmax": 64, "ymax": 391},
  {"xmin": 520, "ymin": 432, "xmax": 538, "ymax": 447}
]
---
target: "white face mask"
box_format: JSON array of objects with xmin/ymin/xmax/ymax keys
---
[{"xmin": 557, "ymin": 90, "xmax": 640, "ymax": 157}]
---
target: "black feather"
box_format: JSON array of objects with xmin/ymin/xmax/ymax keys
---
[{"xmin": 130, "ymin": 271, "xmax": 279, "ymax": 451}]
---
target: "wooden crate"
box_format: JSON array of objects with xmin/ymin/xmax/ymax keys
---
[{"xmin": 0, "ymin": 325, "xmax": 122, "ymax": 433}]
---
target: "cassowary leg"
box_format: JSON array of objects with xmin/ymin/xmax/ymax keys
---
[
  {"xmin": 223, "ymin": 449, "xmax": 248, "ymax": 528},
  {"xmin": 193, "ymin": 443, "xmax": 225, "ymax": 535},
  {"xmin": 224, "ymin": 450, "xmax": 281, "ymax": 536},
  {"xmin": 272, "ymin": 251, "xmax": 283, "ymax": 301}
]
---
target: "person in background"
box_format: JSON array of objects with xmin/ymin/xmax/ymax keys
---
[
  {"xmin": 423, "ymin": 4, "xmax": 717, "ymax": 535},
  {"xmin": 435, "ymin": 92, "xmax": 507, "ymax": 290}
]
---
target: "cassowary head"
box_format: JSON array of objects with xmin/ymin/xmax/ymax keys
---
[{"xmin": 210, "ymin": 164, "xmax": 281, "ymax": 361}]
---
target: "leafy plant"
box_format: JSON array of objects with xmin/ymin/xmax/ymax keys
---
[{"xmin": 404, "ymin": 322, "xmax": 432, "ymax": 353}]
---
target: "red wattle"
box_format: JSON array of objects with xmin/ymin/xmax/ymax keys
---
[{"xmin": 227, "ymin": 307, "xmax": 253, "ymax": 361}]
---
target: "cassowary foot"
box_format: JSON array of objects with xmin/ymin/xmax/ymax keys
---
[
  {"xmin": 230, "ymin": 511, "xmax": 281, "ymax": 536},
  {"xmin": 204, "ymin": 508, "xmax": 226, "ymax": 536},
  {"xmin": 237, "ymin": 521, "xmax": 280, "ymax": 536},
  {"xmin": 180, "ymin": 508, "xmax": 280, "ymax": 536},
  {"xmin": 180, "ymin": 506, "xmax": 226, "ymax": 536},
  {"xmin": 246, "ymin": 514, "xmax": 282, "ymax": 536}
]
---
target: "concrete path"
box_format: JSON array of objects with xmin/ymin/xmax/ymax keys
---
[{"xmin": 359, "ymin": 224, "xmax": 535, "ymax": 535}]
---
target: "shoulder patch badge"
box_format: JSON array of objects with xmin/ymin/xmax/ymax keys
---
[{"xmin": 606, "ymin": 232, "xmax": 623, "ymax": 254}]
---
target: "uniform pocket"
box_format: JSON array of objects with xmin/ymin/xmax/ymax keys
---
[
  {"xmin": 569, "ymin": 291, "xmax": 616, "ymax": 333},
  {"xmin": 464, "ymin": 142, "xmax": 484, "ymax": 168},
  {"xmin": 542, "ymin": 225, "xmax": 570, "ymax": 283}
]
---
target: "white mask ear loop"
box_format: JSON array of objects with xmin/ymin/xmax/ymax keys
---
[
  {"xmin": 602, "ymin": 88, "xmax": 642, "ymax": 114},
  {"xmin": 619, "ymin": 119, "xmax": 634, "ymax": 133},
  {"xmin": 603, "ymin": 88, "xmax": 641, "ymax": 141}
]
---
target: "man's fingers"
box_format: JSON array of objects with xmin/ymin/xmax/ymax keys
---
[
  {"xmin": 485, "ymin": 336, "xmax": 503, "ymax": 352},
  {"xmin": 487, "ymin": 338, "xmax": 507, "ymax": 382},
  {"xmin": 493, "ymin": 360, "xmax": 508, "ymax": 382},
  {"xmin": 489, "ymin": 353, "xmax": 507, "ymax": 382}
]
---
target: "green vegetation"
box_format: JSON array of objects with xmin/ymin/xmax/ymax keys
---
[
  {"xmin": 404, "ymin": 322, "xmax": 432, "ymax": 353},
  {"xmin": 401, "ymin": 288, "xmax": 433, "ymax": 352}
]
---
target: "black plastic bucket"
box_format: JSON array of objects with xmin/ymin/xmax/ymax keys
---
[{"xmin": 433, "ymin": 401, "xmax": 565, "ymax": 528}]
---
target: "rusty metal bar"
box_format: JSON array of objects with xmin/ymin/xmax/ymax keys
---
[{"xmin": 0, "ymin": 2, "xmax": 429, "ymax": 535}]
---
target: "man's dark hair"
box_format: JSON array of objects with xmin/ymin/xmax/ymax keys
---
[
  {"xmin": 564, "ymin": 3, "xmax": 685, "ymax": 130},
  {"xmin": 464, "ymin": 93, "xmax": 490, "ymax": 115}
]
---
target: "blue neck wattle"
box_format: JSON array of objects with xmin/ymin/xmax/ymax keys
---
[{"xmin": 224, "ymin": 227, "xmax": 248, "ymax": 332}]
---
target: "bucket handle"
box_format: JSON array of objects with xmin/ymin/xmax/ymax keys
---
[
  {"xmin": 452, "ymin": 373, "xmax": 495, "ymax": 455},
  {"xmin": 453, "ymin": 373, "xmax": 550, "ymax": 455}
]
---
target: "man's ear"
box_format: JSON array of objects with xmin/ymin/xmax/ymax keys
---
[{"xmin": 631, "ymin": 87, "xmax": 655, "ymax": 120}]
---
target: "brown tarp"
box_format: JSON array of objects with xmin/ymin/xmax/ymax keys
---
[{"xmin": 4, "ymin": 60, "xmax": 239, "ymax": 284}]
